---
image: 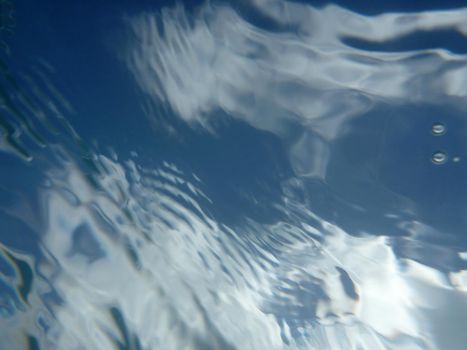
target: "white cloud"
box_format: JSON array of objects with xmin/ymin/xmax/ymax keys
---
[
  {"xmin": 27, "ymin": 154, "xmax": 467, "ymax": 349},
  {"xmin": 122, "ymin": 0, "xmax": 467, "ymax": 179}
]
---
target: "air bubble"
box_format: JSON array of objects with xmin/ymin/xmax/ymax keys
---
[
  {"xmin": 431, "ymin": 123, "xmax": 446, "ymax": 135},
  {"xmin": 453, "ymin": 156, "xmax": 461, "ymax": 163},
  {"xmin": 432, "ymin": 151, "xmax": 447, "ymax": 165}
]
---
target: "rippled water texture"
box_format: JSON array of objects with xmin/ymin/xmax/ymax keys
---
[{"xmin": 1, "ymin": 0, "xmax": 467, "ymax": 349}]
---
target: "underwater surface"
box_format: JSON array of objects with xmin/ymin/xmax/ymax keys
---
[{"xmin": 1, "ymin": 0, "xmax": 467, "ymax": 349}]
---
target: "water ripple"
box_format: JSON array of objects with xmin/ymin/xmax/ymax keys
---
[
  {"xmin": 4, "ymin": 150, "xmax": 458, "ymax": 349},
  {"xmin": 1, "ymin": 0, "xmax": 467, "ymax": 349}
]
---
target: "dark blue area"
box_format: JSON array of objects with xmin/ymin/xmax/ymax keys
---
[
  {"xmin": 176, "ymin": 118, "xmax": 293, "ymax": 225},
  {"xmin": 377, "ymin": 104, "xmax": 467, "ymax": 239},
  {"xmin": 342, "ymin": 29, "xmax": 467, "ymax": 54},
  {"xmin": 298, "ymin": 0, "xmax": 467, "ymax": 14}
]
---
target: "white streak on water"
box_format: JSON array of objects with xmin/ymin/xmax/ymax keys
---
[
  {"xmin": 16, "ymin": 153, "xmax": 464, "ymax": 349},
  {"xmin": 123, "ymin": 0, "xmax": 467, "ymax": 179}
]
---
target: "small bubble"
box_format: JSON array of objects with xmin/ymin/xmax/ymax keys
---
[
  {"xmin": 432, "ymin": 151, "xmax": 447, "ymax": 165},
  {"xmin": 453, "ymin": 156, "xmax": 461, "ymax": 163},
  {"xmin": 431, "ymin": 123, "xmax": 446, "ymax": 135}
]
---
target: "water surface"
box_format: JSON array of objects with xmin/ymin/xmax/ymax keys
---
[{"xmin": 1, "ymin": 0, "xmax": 467, "ymax": 349}]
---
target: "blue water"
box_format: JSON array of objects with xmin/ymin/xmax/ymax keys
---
[{"xmin": 1, "ymin": 0, "xmax": 467, "ymax": 349}]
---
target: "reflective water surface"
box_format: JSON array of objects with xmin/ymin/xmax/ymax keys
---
[{"xmin": 1, "ymin": 0, "xmax": 467, "ymax": 349}]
